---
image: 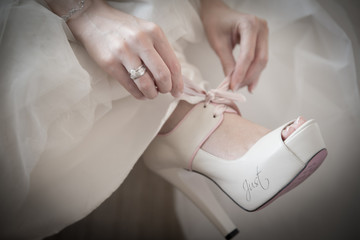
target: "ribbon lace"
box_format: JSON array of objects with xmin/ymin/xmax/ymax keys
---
[{"xmin": 182, "ymin": 76, "xmax": 246, "ymax": 117}]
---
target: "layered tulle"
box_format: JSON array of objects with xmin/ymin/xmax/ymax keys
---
[{"xmin": 0, "ymin": 0, "xmax": 204, "ymax": 239}]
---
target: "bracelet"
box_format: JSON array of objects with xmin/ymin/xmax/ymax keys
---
[{"xmin": 61, "ymin": 0, "xmax": 86, "ymax": 22}]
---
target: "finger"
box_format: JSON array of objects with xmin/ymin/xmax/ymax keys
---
[
  {"xmin": 243, "ymin": 57, "xmax": 263, "ymax": 93},
  {"xmin": 109, "ymin": 64, "xmax": 145, "ymax": 100},
  {"xmin": 92, "ymin": 42, "xmax": 146, "ymax": 99},
  {"xmin": 153, "ymin": 30, "xmax": 183, "ymax": 97},
  {"xmin": 121, "ymin": 52, "xmax": 158, "ymax": 99},
  {"xmin": 211, "ymin": 36, "xmax": 236, "ymax": 77},
  {"xmin": 130, "ymin": 25, "xmax": 174, "ymax": 96},
  {"xmin": 231, "ymin": 19, "xmax": 258, "ymax": 91},
  {"xmin": 243, "ymin": 22, "xmax": 269, "ymax": 93},
  {"xmin": 138, "ymin": 47, "xmax": 173, "ymax": 95},
  {"xmin": 133, "ymin": 71, "xmax": 159, "ymax": 99}
]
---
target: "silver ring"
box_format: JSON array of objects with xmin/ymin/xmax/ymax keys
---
[{"xmin": 129, "ymin": 64, "xmax": 147, "ymax": 80}]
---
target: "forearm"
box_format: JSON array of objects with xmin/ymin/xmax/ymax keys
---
[
  {"xmin": 199, "ymin": 0, "xmax": 228, "ymax": 15},
  {"xmin": 199, "ymin": 0, "xmax": 225, "ymax": 9}
]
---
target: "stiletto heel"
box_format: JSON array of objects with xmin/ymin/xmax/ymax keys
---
[{"xmin": 151, "ymin": 167, "xmax": 239, "ymax": 239}]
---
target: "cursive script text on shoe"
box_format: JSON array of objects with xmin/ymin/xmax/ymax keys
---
[{"xmin": 243, "ymin": 166, "xmax": 270, "ymax": 201}]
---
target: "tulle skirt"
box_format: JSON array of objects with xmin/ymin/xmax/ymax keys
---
[{"xmin": 0, "ymin": 0, "xmax": 204, "ymax": 239}]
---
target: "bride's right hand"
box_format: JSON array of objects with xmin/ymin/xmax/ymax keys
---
[{"xmin": 67, "ymin": 0, "xmax": 183, "ymax": 99}]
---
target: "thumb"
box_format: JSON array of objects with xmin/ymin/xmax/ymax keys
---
[
  {"xmin": 248, "ymin": 78, "xmax": 259, "ymax": 93},
  {"xmin": 214, "ymin": 40, "xmax": 236, "ymax": 77}
]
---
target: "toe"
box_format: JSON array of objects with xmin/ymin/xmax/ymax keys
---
[
  {"xmin": 281, "ymin": 116, "xmax": 306, "ymax": 140},
  {"xmin": 293, "ymin": 116, "xmax": 306, "ymax": 128},
  {"xmin": 282, "ymin": 126, "xmax": 295, "ymax": 140}
]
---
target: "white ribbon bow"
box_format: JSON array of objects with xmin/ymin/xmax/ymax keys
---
[{"xmin": 182, "ymin": 76, "xmax": 246, "ymax": 116}]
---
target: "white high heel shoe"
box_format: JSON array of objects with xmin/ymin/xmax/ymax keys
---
[{"xmin": 142, "ymin": 79, "xmax": 327, "ymax": 239}]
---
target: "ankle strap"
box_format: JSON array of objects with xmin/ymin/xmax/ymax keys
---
[{"xmin": 157, "ymin": 103, "xmax": 224, "ymax": 170}]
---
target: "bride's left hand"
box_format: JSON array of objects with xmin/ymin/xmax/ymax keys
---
[{"xmin": 200, "ymin": 0, "xmax": 269, "ymax": 93}]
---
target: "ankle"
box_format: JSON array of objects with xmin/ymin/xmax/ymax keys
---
[{"xmin": 159, "ymin": 100, "xmax": 194, "ymax": 134}]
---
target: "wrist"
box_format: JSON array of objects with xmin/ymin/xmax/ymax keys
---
[
  {"xmin": 46, "ymin": 0, "xmax": 101, "ymax": 22},
  {"xmin": 62, "ymin": 0, "xmax": 108, "ymax": 43},
  {"xmin": 199, "ymin": 0, "xmax": 229, "ymax": 20},
  {"xmin": 61, "ymin": 0, "xmax": 88, "ymax": 22},
  {"xmin": 200, "ymin": 0, "xmax": 227, "ymax": 11}
]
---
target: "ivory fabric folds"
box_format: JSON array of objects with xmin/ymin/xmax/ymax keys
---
[{"xmin": 0, "ymin": 0, "xmax": 204, "ymax": 238}]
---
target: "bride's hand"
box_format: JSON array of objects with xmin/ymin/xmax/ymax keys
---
[
  {"xmin": 200, "ymin": 0, "xmax": 268, "ymax": 93},
  {"xmin": 67, "ymin": 0, "xmax": 183, "ymax": 99}
]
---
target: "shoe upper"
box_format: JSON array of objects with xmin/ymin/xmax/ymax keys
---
[{"xmin": 142, "ymin": 102, "xmax": 326, "ymax": 211}]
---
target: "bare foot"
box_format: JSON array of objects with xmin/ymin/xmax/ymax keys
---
[
  {"xmin": 202, "ymin": 113, "xmax": 306, "ymax": 160},
  {"xmin": 160, "ymin": 101, "xmax": 306, "ymax": 160}
]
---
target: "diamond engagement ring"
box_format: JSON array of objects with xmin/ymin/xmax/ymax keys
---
[{"xmin": 129, "ymin": 64, "xmax": 147, "ymax": 80}]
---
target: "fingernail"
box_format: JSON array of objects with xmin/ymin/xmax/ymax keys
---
[
  {"xmin": 295, "ymin": 116, "xmax": 305, "ymax": 125},
  {"xmin": 174, "ymin": 91, "xmax": 182, "ymax": 98}
]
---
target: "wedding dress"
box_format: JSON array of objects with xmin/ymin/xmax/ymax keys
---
[
  {"xmin": 0, "ymin": 0, "xmax": 359, "ymax": 239},
  {"xmin": 0, "ymin": 0, "xmax": 204, "ymax": 239}
]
